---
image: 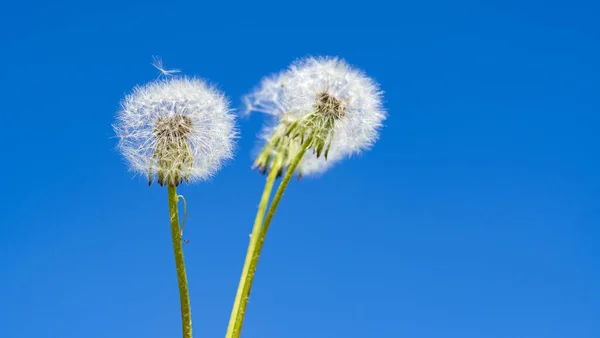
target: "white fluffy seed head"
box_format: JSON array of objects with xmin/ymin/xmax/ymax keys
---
[
  {"xmin": 244, "ymin": 56, "xmax": 386, "ymax": 175},
  {"xmin": 114, "ymin": 77, "xmax": 236, "ymax": 185}
]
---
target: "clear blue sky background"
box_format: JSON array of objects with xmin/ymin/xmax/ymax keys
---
[{"xmin": 0, "ymin": 1, "xmax": 598, "ymax": 337}]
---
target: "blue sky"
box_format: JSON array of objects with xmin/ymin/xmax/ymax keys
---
[{"xmin": 0, "ymin": 1, "xmax": 598, "ymax": 337}]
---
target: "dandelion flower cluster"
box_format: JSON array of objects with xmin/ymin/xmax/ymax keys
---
[
  {"xmin": 244, "ymin": 56, "xmax": 386, "ymax": 175},
  {"xmin": 115, "ymin": 77, "xmax": 236, "ymax": 186}
]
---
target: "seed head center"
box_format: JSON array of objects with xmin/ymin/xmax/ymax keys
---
[
  {"xmin": 154, "ymin": 114, "xmax": 194, "ymax": 140},
  {"xmin": 315, "ymin": 92, "xmax": 345, "ymax": 120},
  {"xmin": 151, "ymin": 114, "xmax": 194, "ymax": 187}
]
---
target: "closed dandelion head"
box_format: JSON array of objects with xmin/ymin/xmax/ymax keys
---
[
  {"xmin": 115, "ymin": 77, "xmax": 236, "ymax": 186},
  {"xmin": 244, "ymin": 56, "xmax": 386, "ymax": 176}
]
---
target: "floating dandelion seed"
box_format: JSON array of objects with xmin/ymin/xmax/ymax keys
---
[
  {"xmin": 115, "ymin": 76, "xmax": 236, "ymax": 186},
  {"xmin": 244, "ymin": 56, "xmax": 386, "ymax": 176},
  {"xmin": 152, "ymin": 56, "xmax": 182, "ymax": 77}
]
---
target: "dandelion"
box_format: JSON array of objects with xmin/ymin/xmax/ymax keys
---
[
  {"xmin": 116, "ymin": 77, "xmax": 235, "ymax": 186},
  {"xmin": 226, "ymin": 56, "xmax": 386, "ymax": 338},
  {"xmin": 114, "ymin": 60, "xmax": 236, "ymax": 338}
]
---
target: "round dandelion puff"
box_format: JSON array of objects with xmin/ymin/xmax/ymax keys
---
[
  {"xmin": 227, "ymin": 58, "xmax": 386, "ymax": 337},
  {"xmin": 244, "ymin": 56, "xmax": 386, "ymax": 176},
  {"xmin": 113, "ymin": 61, "xmax": 236, "ymax": 338},
  {"xmin": 114, "ymin": 76, "xmax": 236, "ymax": 186}
]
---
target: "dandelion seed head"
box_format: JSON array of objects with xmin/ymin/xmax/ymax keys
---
[
  {"xmin": 245, "ymin": 56, "xmax": 386, "ymax": 175},
  {"xmin": 114, "ymin": 77, "xmax": 236, "ymax": 186}
]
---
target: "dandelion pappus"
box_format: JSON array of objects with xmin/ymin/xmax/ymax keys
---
[{"xmin": 151, "ymin": 56, "xmax": 181, "ymax": 77}]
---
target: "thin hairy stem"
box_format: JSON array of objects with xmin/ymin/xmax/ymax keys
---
[
  {"xmin": 168, "ymin": 186, "xmax": 193, "ymax": 338},
  {"xmin": 226, "ymin": 157, "xmax": 282, "ymax": 338},
  {"xmin": 227, "ymin": 137, "xmax": 313, "ymax": 338}
]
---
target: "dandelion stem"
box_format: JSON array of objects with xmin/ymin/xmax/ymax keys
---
[
  {"xmin": 168, "ymin": 185, "xmax": 192, "ymax": 338},
  {"xmin": 227, "ymin": 137, "xmax": 313, "ymax": 338},
  {"xmin": 226, "ymin": 157, "xmax": 281, "ymax": 338}
]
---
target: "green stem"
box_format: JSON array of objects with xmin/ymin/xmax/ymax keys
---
[
  {"xmin": 226, "ymin": 157, "xmax": 281, "ymax": 338},
  {"xmin": 168, "ymin": 185, "xmax": 193, "ymax": 338},
  {"xmin": 227, "ymin": 137, "xmax": 313, "ymax": 338}
]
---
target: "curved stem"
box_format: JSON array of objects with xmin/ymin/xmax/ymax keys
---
[
  {"xmin": 168, "ymin": 185, "xmax": 192, "ymax": 338},
  {"xmin": 228, "ymin": 138, "xmax": 313, "ymax": 338},
  {"xmin": 226, "ymin": 157, "xmax": 281, "ymax": 338}
]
